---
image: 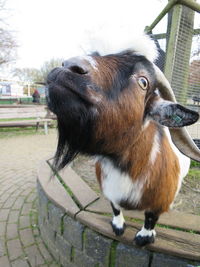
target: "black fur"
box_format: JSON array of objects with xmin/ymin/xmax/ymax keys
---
[
  {"xmin": 110, "ymin": 202, "xmax": 126, "ymax": 236},
  {"xmin": 134, "ymin": 211, "xmax": 158, "ymax": 246},
  {"xmin": 104, "ymin": 54, "xmax": 156, "ymax": 100},
  {"xmin": 47, "ymin": 68, "xmax": 96, "ymax": 170},
  {"xmin": 110, "ymin": 221, "xmax": 126, "ymax": 236}
]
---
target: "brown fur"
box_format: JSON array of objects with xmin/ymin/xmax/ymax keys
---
[{"xmin": 95, "ymin": 120, "xmax": 180, "ymax": 216}]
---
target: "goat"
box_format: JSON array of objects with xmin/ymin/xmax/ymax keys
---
[{"xmin": 46, "ymin": 34, "xmax": 200, "ymax": 246}]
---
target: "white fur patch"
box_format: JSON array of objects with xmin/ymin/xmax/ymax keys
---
[
  {"xmin": 81, "ymin": 55, "xmax": 98, "ymax": 69},
  {"xmin": 112, "ymin": 212, "xmax": 125, "ymax": 229},
  {"xmin": 84, "ymin": 30, "xmax": 158, "ymax": 62},
  {"xmin": 149, "ymin": 132, "xmax": 160, "ymax": 165},
  {"xmin": 164, "ymin": 128, "xmax": 190, "ymax": 197},
  {"xmin": 99, "ymin": 158, "xmax": 145, "ymax": 207},
  {"xmin": 136, "ymin": 226, "xmax": 156, "ymax": 238},
  {"xmin": 142, "ymin": 118, "xmax": 150, "ymax": 130}
]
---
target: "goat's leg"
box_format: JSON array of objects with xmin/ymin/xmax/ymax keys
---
[
  {"xmin": 134, "ymin": 211, "xmax": 159, "ymax": 246},
  {"xmin": 110, "ymin": 202, "xmax": 126, "ymax": 236}
]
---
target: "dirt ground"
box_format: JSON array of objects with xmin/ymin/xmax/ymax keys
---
[{"xmin": 72, "ymin": 155, "xmax": 200, "ymax": 215}]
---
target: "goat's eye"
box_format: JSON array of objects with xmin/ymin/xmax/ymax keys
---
[{"xmin": 138, "ymin": 77, "xmax": 148, "ymax": 90}]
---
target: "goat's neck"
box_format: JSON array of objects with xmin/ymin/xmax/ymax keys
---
[{"xmin": 97, "ymin": 121, "xmax": 159, "ymax": 176}]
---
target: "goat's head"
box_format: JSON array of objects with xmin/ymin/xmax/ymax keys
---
[{"xmin": 47, "ymin": 35, "xmax": 200, "ymax": 170}]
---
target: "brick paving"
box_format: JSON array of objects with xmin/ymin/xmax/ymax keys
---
[{"xmin": 0, "ymin": 129, "xmax": 59, "ymax": 267}]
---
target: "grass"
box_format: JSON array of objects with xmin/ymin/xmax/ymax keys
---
[
  {"xmin": 0, "ymin": 117, "xmax": 37, "ymax": 122},
  {"xmin": 0, "ymin": 127, "xmax": 46, "ymax": 138},
  {"xmin": 0, "ymin": 123, "xmax": 56, "ymax": 138},
  {"xmin": 187, "ymin": 168, "xmax": 200, "ymax": 179},
  {"xmin": 190, "ymin": 160, "xmax": 200, "ymax": 169}
]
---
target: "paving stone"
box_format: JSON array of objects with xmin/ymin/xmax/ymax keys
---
[
  {"xmin": 11, "ymin": 258, "xmax": 29, "ymax": 267},
  {"xmin": 0, "ymin": 131, "xmax": 64, "ymax": 266},
  {"xmin": 26, "ymin": 193, "xmax": 36, "ymax": 203},
  {"xmin": 49, "ymin": 263, "xmax": 60, "ymax": 267},
  {"xmin": 7, "ymin": 239, "xmax": 24, "ymax": 261},
  {"xmin": 115, "ymin": 243, "xmax": 150, "ymax": 267},
  {"xmin": 32, "ymin": 227, "xmax": 41, "ymax": 242},
  {"xmin": 0, "ymin": 238, "xmax": 6, "ymax": 256},
  {"xmin": 20, "ymin": 188, "xmax": 33, "ymax": 197},
  {"xmin": 20, "ymin": 228, "xmax": 35, "ymax": 247},
  {"xmin": 0, "ymin": 193, "xmax": 10, "ymax": 202},
  {"xmin": 3, "ymin": 198, "xmax": 16, "ymax": 209},
  {"xmin": 0, "ymin": 221, "xmax": 6, "ymax": 236},
  {"xmin": 8, "ymin": 210, "xmax": 20, "ymax": 224},
  {"xmin": 0, "ymin": 255, "xmax": 10, "ymax": 266},
  {"xmin": 19, "ymin": 215, "xmax": 30, "ymax": 229},
  {"xmin": 0, "ymin": 209, "xmax": 10, "ymax": 221},
  {"xmin": 6, "ymin": 223, "xmax": 18, "ymax": 240},
  {"xmin": 21, "ymin": 203, "xmax": 32, "ymax": 215},
  {"xmin": 24, "ymin": 245, "xmax": 45, "ymax": 266},
  {"xmin": 12, "ymin": 197, "xmax": 25, "ymax": 210}
]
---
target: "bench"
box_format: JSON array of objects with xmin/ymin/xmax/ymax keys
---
[
  {"xmin": 192, "ymin": 96, "xmax": 200, "ymax": 105},
  {"xmin": 0, "ymin": 105, "xmax": 55, "ymax": 134}
]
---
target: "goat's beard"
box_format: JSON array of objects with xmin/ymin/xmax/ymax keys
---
[
  {"xmin": 53, "ymin": 119, "xmax": 78, "ymax": 171},
  {"xmin": 53, "ymin": 110, "xmax": 95, "ymax": 171}
]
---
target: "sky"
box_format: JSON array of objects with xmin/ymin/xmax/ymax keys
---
[{"xmin": 4, "ymin": 0, "xmax": 200, "ymax": 70}]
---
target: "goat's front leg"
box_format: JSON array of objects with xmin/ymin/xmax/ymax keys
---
[
  {"xmin": 110, "ymin": 202, "xmax": 126, "ymax": 236},
  {"xmin": 134, "ymin": 211, "xmax": 159, "ymax": 246}
]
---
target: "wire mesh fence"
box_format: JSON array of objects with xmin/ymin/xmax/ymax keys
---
[{"xmin": 151, "ymin": 2, "xmax": 200, "ymax": 142}]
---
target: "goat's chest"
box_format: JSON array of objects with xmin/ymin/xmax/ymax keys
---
[{"xmin": 99, "ymin": 158, "xmax": 144, "ymax": 207}]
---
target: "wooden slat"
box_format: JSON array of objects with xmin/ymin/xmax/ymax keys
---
[
  {"xmin": 77, "ymin": 211, "xmax": 200, "ymax": 261},
  {"xmin": 0, "ymin": 104, "xmax": 42, "ymax": 108},
  {"xmin": 0, "ymin": 106, "xmax": 47, "ymax": 119},
  {"xmin": 0, "ymin": 119, "xmax": 52, "ymax": 127},
  {"xmin": 0, "ymin": 112, "xmax": 46, "ymax": 119},
  {"xmin": 37, "ymin": 161, "xmax": 80, "ymax": 217},
  {"xmin": 86, "ymin": 197, "xmax": 200, "ymax": 233},
  {"xmin": 58, "ymin": 166, "xmax": 99, "ymax": 209},
  {"xmin": 0, "ymin": 107, "xmax": 45, "ymax": 113}
]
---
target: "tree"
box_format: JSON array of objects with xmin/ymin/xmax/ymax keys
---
[
  {"xmin": 39, "ymin": 58, "xmax": 63, "ymax": 82},
  {"xmin": 188, "ymin": 59, "xmax": 200, "ymax": 97},
  {"xmin": 191, "ymin": 34, "xmax": 200, "ymax": 58},
  {"xmin": 0, "ymin": 0, "xmax": 17, "ymax": 66},
  {"xmin": 13, "ymin": 58, "xmax": 63, "ymax": 83},
  {"xmin": 12, "ymin": 68, "xmax": 42, "ymax": 83}
]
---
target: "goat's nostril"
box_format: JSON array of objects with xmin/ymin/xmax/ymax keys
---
[{"xmin": 70, "ymin": 65, "xmax": 88, "ymax": 75}]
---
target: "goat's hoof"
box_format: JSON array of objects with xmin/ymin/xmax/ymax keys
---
[
  {"xmin": 134, "ymin": 235, "xmax": 155, "ymax": 246},
  {"xmin": 134, "ymin": 228, "xmax": 156, "ymax": 246},
  {"xmin": 110, "ymin": 221, "xmax": 126, "ymax": 236}
]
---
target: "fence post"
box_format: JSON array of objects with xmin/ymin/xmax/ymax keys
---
[{"xmin": 164, "ymin": 3, "xmax": 194, "ymax": 104}]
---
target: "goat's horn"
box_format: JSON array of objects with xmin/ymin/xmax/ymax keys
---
[{"xmin": 153, "ymin": 64, "xmax": 200, "ymax": 162}]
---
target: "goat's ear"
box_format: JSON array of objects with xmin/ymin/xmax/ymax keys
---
[{"xmin": 149, "ymin": 99, "xmax": 199, "ymax": 127}]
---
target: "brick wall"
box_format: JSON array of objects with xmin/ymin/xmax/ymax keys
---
[{"xmin": 37, "ymin": 181, "xmax": 200, "ymax": 267}]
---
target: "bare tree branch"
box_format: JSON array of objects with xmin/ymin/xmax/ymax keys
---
[
  {"xmin": 0, "ymin": 0, "xmax": 17, "ymax": 67},
  {"xmin": 12, "ymin": 58, "xmax": 63, "ymax": 83}
]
